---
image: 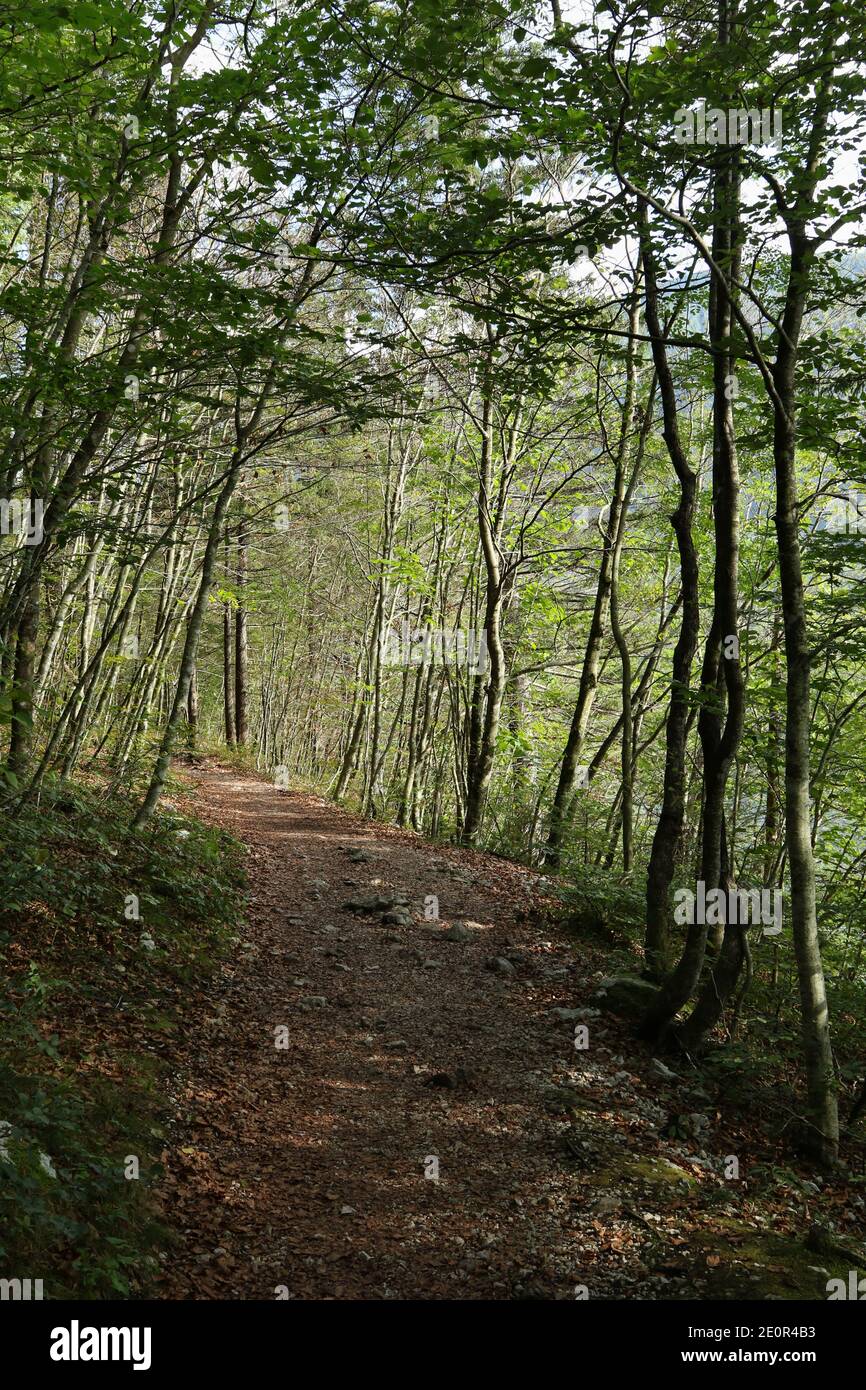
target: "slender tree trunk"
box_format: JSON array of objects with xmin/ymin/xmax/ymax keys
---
[
  {"xmin": 223, "ymin": 526, "xmax": 235, "ymax": 749},
  {"xmin": 772, "ymin": 232, "xmax": 838, "ymax": 1164},
  {"xmin": 645, "ymin": 50, "xmax": 746, "ymax": 1039},
  {"xmin": 637, "ymin": 198, "xmax": 701, "ymax": 981},
  {"xmin": 234, "ymin": 507, "xmax": 248, "ymax": 746},
  {"xmin": 461, "ymin": 379, "xmax": 511, "ymax": 845},
  {"xmin": 187, "ymin": 662, "xmax": 199, "ymax": 750}
]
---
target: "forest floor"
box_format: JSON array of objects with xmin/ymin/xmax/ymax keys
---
[{"xmin": 154, "ymin": 761, "xmax": 863, "ymax": 1301}]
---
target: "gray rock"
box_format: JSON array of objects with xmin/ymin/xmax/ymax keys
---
[
  {"xmin": 650, "ymin": 1057, "xmax": 682, "ymax": 1083},
  {"xmin": 685, "ymin": 1112, "xmax": 711, "ymax": 1140},
  {"xmin": 344, "ymin": 892, "xmax": 409, "ymax": 914},
  {"xmin": 593, "ymin": 974, "xmax": 660, "ymax": 1018},
  {"xmin": 486, "ymin": 956, "xmax": 515, "ymax": 974},
  {"xmin": 299, "ymin": 995, "xmax": 327, "ymax": 1008},
  {"xmin": 382, "ymin": 909, "xmax": 412, "ymax": 926},
  {"xmin": 440, "ymin": 923, "xmax": 475, "ymax": 942}
]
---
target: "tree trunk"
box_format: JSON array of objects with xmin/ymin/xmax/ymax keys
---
[
  {"xmin": 461, "ymin": 380, "xmax": 511, "ymax": 845},
  {"xmin": 234, "ymin": 507, "xmax": 248, "ymax": 746},
  {"xmin": 644, "ymin": 63, "xmax": 746, "ymax": 1037},
  {"xmin": 772, "ymin": 231, "xmax": 838, "ymax": 1164},
  {"xmin": 637, "ymin": 197, "xmax": 701, "ymax": 982},
  {"xmin": 187, "ymin": 662, "xmax": 199, "ymax": 750}
]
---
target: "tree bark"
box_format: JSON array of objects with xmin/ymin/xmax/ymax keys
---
[
  {"xmin": 234, "ymin": 506, "xmax": 248, "ymax": 746},
  {"xmin": 637, "ymin": 198, "xmax": 701, "ymax": 983}
]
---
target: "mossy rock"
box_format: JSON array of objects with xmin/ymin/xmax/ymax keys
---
[
  {"xmin": 593, "ymin": 974, "xmax": 661, "ymax": 1019},
  {"xmin": 689, "ymin": 1223, "xmax": 860, "ymax": 1300},
  {"xmin": 565, "ymin": 1109, "xmax": 697, "ymax": 1198},
  {"xmin": 622, "ymin": 1154, "xmax": 698, "ymax": 1189}
]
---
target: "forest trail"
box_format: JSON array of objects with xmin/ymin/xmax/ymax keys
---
[{"xmin": 152, "ymin": 764, "xmax": 800, "ymax": 1301}]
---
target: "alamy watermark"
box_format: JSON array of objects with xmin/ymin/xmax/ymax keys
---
[
  {"xmin": 0, "ymin": 1277, "xmax": 43, "ymax": 1300},
  {"xmin": 674, "ymin": 102, "xmax": 782, "ymax": 147},
  {"xmin": 824, "ymin": 490, "xmax": 866, "ymax": 535},
  {"xmin": 380, "ymin": 620, "xmax": 489, "ymax": 674},
  {"xmin": 0, "ymin": 498, "xmax": 43, "ymax": 546},
  {"xmin": 49, "ymin": 1321, "xmax": 151, "ymax": 1370},
  {"xmin": 827, "ymin": 1271, "xmax": 866, "ymax": 1299},
  {"xmin": 674, "ymin": 881, "xmax": 782, "ymax": 936}
]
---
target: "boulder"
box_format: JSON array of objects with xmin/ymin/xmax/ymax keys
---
[
  {"xmin": 593, "ymin": 974, "xmax": 660, "ymax": 1018},
  {"xmin": 382, "ymin": 909, "xmax": 412, "ymax": 926}
]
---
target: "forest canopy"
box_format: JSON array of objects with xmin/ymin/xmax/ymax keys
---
[{"xmin": 2, "ymin": 0, "xmax": 866, "ymax": 1213}]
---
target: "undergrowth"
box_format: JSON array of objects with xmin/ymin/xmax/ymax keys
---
[{"xmin": 0, "ymin": 771, "xmax": 245, "ymax": 1298}]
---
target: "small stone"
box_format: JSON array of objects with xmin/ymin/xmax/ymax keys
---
[
  {"xmin": 300, "ymin": 995, "xmax": 327, "ymax": 1008},
  {"xmin": 593, "ymin": 1194, "xmax": 619, "ymax": 1216},
  {"xmin": 344, "ymin": 892, "xmax": 409, "ymax": 914},
  {"xmin": 651, "ymin": 1057, "xmax": 681, "ymax": 1083},
  {"xmin": 440, "ymin": 923, "xmax": 474, "ymax": 943},
  {"xmin": 485, "ymin": 956, "xmax": 515, "ymax": 974}
]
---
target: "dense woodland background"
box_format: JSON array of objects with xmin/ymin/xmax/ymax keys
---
[{"xmin": 3, "ymin": 0, "xmax": 866, "ymax": 1297}]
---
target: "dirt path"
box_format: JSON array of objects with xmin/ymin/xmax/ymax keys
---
[{"xmin": 152, "ymin": 764, "xmax": 774, "ymax": 1301}]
